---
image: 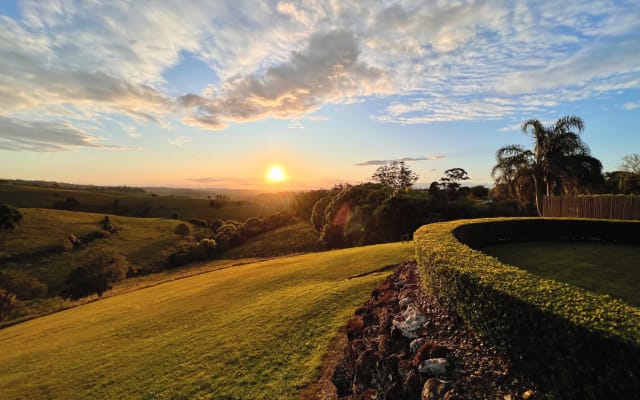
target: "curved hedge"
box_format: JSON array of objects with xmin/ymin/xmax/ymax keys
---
[{"xmin": 414, "ymin": 218, "xmax": 640, "ymax": 399}]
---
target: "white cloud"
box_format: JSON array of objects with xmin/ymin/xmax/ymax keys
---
[
  {"xmin": 0, "ymin": 116, "xmax": 119, "ymax": 151},
  {"xmin": 181, "ymin": 30, "xmax": 393, "ymax": 130},
  {"xmin": 623, "ymin": 102, "xmax": 640, "ymax": 111},
  {"xmin": 0, "ymin": 0, "xmax": 639, "ymax": 147},
  {"xmin": 168, "ymin": 136, "xmax": 192, "ymax": 147},
  {"xmin": 355, "ymin": 155, "xmax": 446, "ymax": 166}
]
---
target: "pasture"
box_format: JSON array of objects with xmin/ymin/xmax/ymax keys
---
[{"xmin": 0, "ymin": 242, "xmax": 414, "ymax": 399}]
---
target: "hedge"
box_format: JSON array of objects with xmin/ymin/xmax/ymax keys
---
[{"xmin": 414, "ymin": 218, "xmax": 640, "ymax": 399}]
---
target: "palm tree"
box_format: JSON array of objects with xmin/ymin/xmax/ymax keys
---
[{"xmin": 492, "ymin": 116, "xmax": 603, "ymax": 216}]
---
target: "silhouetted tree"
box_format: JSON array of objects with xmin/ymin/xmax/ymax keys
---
[
  {"xmin": 492, "ymin": 116, "xmax": 603, "ymax": 215},
  {"xmin": 439, "ymin": 168, "xmax": 470, "ymax": 191},
  {"xmin": 0, "ymin": 203, "xmax": 22, "ymax": 229},
  {"xmin": 0, "ymin": 289, "xmax": 18, "ymax": 321},
  {"xmin": 371, "ymin": 161, "xmax": 418, "ymax": 190},
  {"xmin": 620, "ymin": 153, "xmax": 640, "ymax": 174}
]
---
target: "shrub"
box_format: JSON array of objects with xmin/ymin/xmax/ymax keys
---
[
  {"xmin": 197, "ymin": 238, "xmax": 217, "ymax": 257},
  {"xmin": 0, "ymin": 270, "xmax": 47, "ymax": 300},
  {"xmin": 0, "ymin": 202, "xmax": 22, "ymax": 229},
  {"xmin": 64, "ymin": 249, "xmax": 128, "ymax": 299},
  {"xmin": 414, "ymin": 218, "xmax": 640, "ymax": 399},
  {"xmin": 0, "ymin": 289, "xmax": 18, "ymax": 321},
  {"xmin": 175, "ymin": 222, "xmax": 191, "ymax": 236}
]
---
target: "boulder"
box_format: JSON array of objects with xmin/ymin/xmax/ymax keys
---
[
  {"xmin": 419, "ymin": 358, "xmax": 450, "ymax": 376},
  {"xmin": 392, "ymin": 305, "xmax": 427, "ymax": 339}
]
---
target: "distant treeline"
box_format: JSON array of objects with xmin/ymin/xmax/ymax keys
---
[{"xmin": 290, "ymin": 183, "xmax": 534, "ymax": 249}]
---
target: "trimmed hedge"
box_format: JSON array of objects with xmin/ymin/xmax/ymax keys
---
[{"xmin": 414, "ymin": 218, "xmax": 640, "ymax": 399}]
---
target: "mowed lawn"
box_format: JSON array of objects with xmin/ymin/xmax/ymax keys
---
[
  {"xmin": 0, "ymin": 242, "xmax": 414, "ymax": 400},
  {"xmin": 483, "ymin": 241, "xmax": 640, "ymax": 307}
]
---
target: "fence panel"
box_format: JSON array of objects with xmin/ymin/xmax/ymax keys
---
[{"xmin": 543, "ymin": 196, "xmax": 640, "ymax": 220}]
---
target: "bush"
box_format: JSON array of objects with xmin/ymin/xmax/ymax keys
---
[
  {"xmin": 0, "ymin": 202, "xmax": 22, "ymax": 229},
  {"xmin": 64, "ymin": 249, "xmax": 128, "ymax": 299},
  {"xmin": 0, "ymin": 270, "xmax": 47, "ymax": 300},
  {"xmin": 414, "ymin": 218, "xmax": 640, "ymax": 399},
  {"xmin": 175, "ymin": 222, "xmax": 191, "ymax": 236},
  {"xmin": 0, "ymin": 289, "xmax": 18, "ymax": 321}
]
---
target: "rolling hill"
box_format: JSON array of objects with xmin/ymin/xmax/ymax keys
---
[{"xmin": 0, "ymin": 242, "xmax": 414, "ymax": 399}]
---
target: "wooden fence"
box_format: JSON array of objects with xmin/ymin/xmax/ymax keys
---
[{"xmin": 543, "ymin": 196, "xmax": 640, "ymax": 220}]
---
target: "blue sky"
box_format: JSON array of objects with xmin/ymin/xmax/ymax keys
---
[{"xmin": 0, "ymin": 0, "xmax": 639, "ymax": 190}]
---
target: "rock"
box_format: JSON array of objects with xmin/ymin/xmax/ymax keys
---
[
  {"xmin": 443, "ymin": 388, "xmax": 461, "ymax": 399},
  {"xmin": 346, "ymin": 315, "xmax": 365, "ymax": 340},
  {"xmin": 346, "ymin": 339, "xmax": 365, "ymax": 364},
  {"xmin": 389, "ymin": 326, "xmax": 411, "ymax": 356},
  {"xmin": 410, "ymin": 338, "xmax": 426, "ymax": 353},
  {"xmin": 399, "ymin": 295, "xmax": 413, "ymax": 309},
  {"xmin": 392, "ymin": 305, "xmax": 427, "ymax": 339},
  {"xmin": 403, "ymin": 369, "xmax": 424, "ymax": 399},
  {"xmin": 419, "ymin": 358, "xmax": 449, "ymax": 376},
  {"xmin": 522, "ymin": 390, "xmax": 534, "ymax": 399},
  {"xmin": 421, "ymin": 378, "xmax": 450, "ymax": 400},
  {"xmin": 356, "ymin": 388, "xmax": 378, "ymax": 400},
  {"xmin": 355, "ymin": 350, "xmax": 380, "ymax": 387},
  {"xmin": 413, "ymin": 343, "xmax": 448, "ymax": 367},
  {"xmin": 331, "ymin": 362, "xmax": 353, "ymax": 397}
]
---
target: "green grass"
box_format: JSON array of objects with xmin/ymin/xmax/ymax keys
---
[
  {"xmin": 482, "ymin": 241, "xmax": 640, "ymax": 306},
  {"xmin": 0, "ymin": 208, "xmax": 191, "ymax": 293},
  {"xmin": 223, "ymin": 221, "xmax": 321, "ymax": 259},
  {"xmin": 0, "ymin": 184, "xmax": 277, "ymax": 221},
  {"xmin": 0, "ymin": 242, "xmax": 414, "ymax": 399}
]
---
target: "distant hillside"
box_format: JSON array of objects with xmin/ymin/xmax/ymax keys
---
[
  {"xmin": 0, "ymin": 242, "xmax": 414, "ymax": 399},
  {"xmin": 0, "ymin": 208, "xmax": 192, "ymax": 295},
  {"xmin": 0, "ymin": 181, "xmax": 285, "ymax": 220},
  {"xmin": 223, "ymin": 221, "xmax": 321, "ymax": 259}
]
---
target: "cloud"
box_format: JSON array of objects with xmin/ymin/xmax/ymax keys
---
[
  {"xmin": 1, "ymin": 0, "xmax": 639, "ymax": 142},
  {"xmin": 181, "ymin": 29, "xmax": 393, "ymax": 129},
  {"xmin": 0, "ymin": 116, "xmax": 119, "ymax": 151},
  {"xmin": 623, "ymin": 102, "xmax": 640, "ymax": 110},
  {"xmin": 355, "ymin": 155, "xmax": 446, "ymax": 166},
  {"xmin": 168, "ymin": 136, "xmax": 192, "ymax": 147}
]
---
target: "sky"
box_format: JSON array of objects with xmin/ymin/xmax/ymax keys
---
[{"xmin": 0, "ymin": 0, "xmax": 639, "ymax": 191}]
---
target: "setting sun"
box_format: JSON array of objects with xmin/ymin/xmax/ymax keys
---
[{"xmin": 265, "ymin": 165, "xmax": 287, "ymax": 183}]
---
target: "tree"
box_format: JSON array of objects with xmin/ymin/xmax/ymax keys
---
[
  {"xmin": 492, "ymin": 116, "xmax": 603, "ymax": 216},
  {"xmin": 620, "ymin": 153, "xmax": 640, "ymax": 173},
  {"xmin": 371, "ymin": 161, "xmax": 418, "ymax": 190},
  {"xmin": 0, "ymin": 203, "xmax": 22, "ymax": 229},
  {"xmin": 439, "ymin": 168, "xmax": 470, "ymax": 191},
  {"xmin": 64, "ymin": 249, "xmax": 128, "ymax": 299},
  {"xmin": 0, "ymin": 289, "xmax": 18, "ymax": 321}
]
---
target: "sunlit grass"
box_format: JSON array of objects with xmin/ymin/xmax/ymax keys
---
[
  {"xmin": 482, "ymin": 241, "xmax": 640, "ymax": 306},
  {"xmin": 0, "ymin": 209, "xmax": 190, "ymax": 292},
  {"xmin": 0, "ymin": 242, "xmax": 414, "ymax": 399}
]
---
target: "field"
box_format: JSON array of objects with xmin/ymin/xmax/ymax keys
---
[
  {"xmin": 223, "ymin": 221, "xmax": 321, "ymax": 259},
  {"xmin": 483, "ymin": 241, "xmax": 640, "ymax": 306},
  {"xmin": 0, "ymin": 242, "xmax": 414, "ymax": 400},
  {"xmin": 0, "ymin": 208, "xmax": 192, "ymax": 293},
  {"xmin": 0, "ymin": 183, "xmax": 284, "ymax": 221}
]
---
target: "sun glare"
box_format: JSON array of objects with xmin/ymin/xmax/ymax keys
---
[{"xmin": 265, "ymin": 165, "xmax": 287, "ymax": 183}]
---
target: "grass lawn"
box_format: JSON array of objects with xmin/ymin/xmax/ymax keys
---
[
  {"xmin": 0, "ymin": 242, "xmax": 414, "ymax": 400},
  {"xmin": 482, "ymin": 241, "xmax": 640, "ymax": 307},
  {"xmin": 223, "ymin": 221, "xmax": 321, "ymax": 259}
]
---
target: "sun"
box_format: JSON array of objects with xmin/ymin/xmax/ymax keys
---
[{"xmin": 265, "ymin": 165, "xmax": 287, "ymax": 183}]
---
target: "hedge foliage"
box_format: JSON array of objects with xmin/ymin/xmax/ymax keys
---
[{"xmin": 414, "ymin": 218, "xmax": 640, "ymax": 399}]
